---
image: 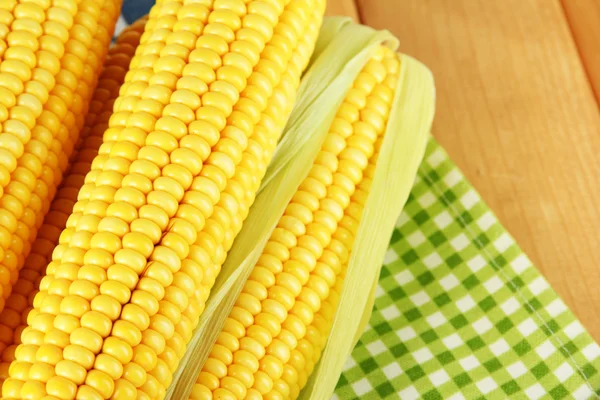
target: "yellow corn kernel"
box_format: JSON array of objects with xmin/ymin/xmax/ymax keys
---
[
  {"xmin": 192, "ymin": 46, "xmax": 400, "ymax": 400},
  {"xmin": 8, "ymin": 0, "xmax": 326, "ymax": 398}
]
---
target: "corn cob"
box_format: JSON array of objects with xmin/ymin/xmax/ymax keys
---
[
  {"xmin": 130, "ymin": 5, "xmax": 325, "ymax": 399},
  {"xmin": 0, "ymin": 0, "xmax": 122, "ymax": 308},
  {"xmin": 0, "ymin": 18, "xmax": 145, "ymax": 391},
  {"xmin": 5, "ymin": 0, "xmax": 326, "ymax": 398},
  {"xmin": 190, "ymin": 45, "xmax": 400, "ymax": 400}
]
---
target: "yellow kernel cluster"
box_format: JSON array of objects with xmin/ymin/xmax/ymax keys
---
[
  {"xmin": 0, "ymin": 1, "xmax": 406, "ymax": 399},
  {"xmin": 0, "ymin": 0, "xmax": 121, "ymax": 315},
  {"xmin": 0, "ymin": 18, "xmax": 144, "ymax": 391},
  {"xmin": 292, "ymin": 51, "xmax": 400, "ymax": 397},
  {"xmin": 4, "ymin": 0, "xmax": 326, "ymax": 399},
  {"xmin": 191, "ymin": 46, "xmax": 400, "ymax": 400}
]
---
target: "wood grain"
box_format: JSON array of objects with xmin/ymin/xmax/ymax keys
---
[
  {"xmin": 325, "ymin": 0, "xmax": 360, "ymax": 21},
  {"xmin": 561, "ymin": 0, "xmax": 600, "ymax": 106},
  {"xmin": 325, "ymin": 0, "xmax": 600, "ymax": 340}
]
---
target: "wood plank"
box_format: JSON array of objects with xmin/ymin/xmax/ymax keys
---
[
  {"xmin": 561, "ymin": 0, "xmax": 600, "ymax": 106},
  {"xmin": 357, "ymin": 0, "xmax": 600, "ymax": 340},
  {"xmin": 325, "ymin": 0, "xmax": 360, "ymax": 21}
]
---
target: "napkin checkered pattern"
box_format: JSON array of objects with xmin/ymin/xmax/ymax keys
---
[{"xmin": 334, "ymin": 138, "xmax": 600, "ymax": 399}]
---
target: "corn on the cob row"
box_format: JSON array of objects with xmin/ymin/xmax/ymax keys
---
[
  {"xmin": 190, "ymin": 45, "xmax": 400, "ymax": 400},
  {"xmin": 287, "ymin": 118, "xmax": 387, "ymax": 400},
  {"xmin": 0, "ymin": 0, "xmax": 70, "ymax": 191},
  {"xmin": 5, "ymin": 0, "xmax": 326, "ymax": 398},
  {"xmin": 127, "ymin": 6, "xmax": 325, "ymax": 400},
  {"xmin": 0, "ymin": 0, "xmax": 122, "ymax": 308},
  {"xmin": 0, "ymin": 18, "xmax": 144, "ymax": 392},
  {"xmin": 0, "ymin": 0, "xmax": 75, "ymax": 123}
]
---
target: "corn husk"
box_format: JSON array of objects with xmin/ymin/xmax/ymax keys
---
[
  {"xmin": 298, "ymin": 52, "xmax": 436, "ymax": 400},
  {"xmin": 166, "ymin": 17, "xmax": 435, "ymax": 400}
]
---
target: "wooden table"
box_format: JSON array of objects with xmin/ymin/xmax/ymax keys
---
[{"xmin": 325, "ymin": 0, "xmax": 600, "ymax": 341}]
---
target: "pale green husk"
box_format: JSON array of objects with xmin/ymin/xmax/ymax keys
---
[
  {"xmin": 298, "ymin": 53, "xmax": 435, "ymax": 399},
  {"xmin": 165, "ymin": 17, "xmax": 434, "ymax": 400}
]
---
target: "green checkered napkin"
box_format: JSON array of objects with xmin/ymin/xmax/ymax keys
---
[{"xmin": 334, "ymin": 137, "xmax": 600, "ymax": 399}]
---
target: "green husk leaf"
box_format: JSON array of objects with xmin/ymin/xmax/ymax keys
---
[
  {"xmin": 298, "ymin": 54, "xmax": 435, "ymax": 400},
  {"xmin": 165, "ymin": 19, "xmax": 399, "ymax": 400}
]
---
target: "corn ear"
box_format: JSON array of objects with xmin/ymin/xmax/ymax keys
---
[
  {"xmin": 166, "ymin": 18, "xmax": 434, "ymax": 400},
  {"xmin": 299, "ymin": 57, "xmax": 435, "ymax": 400}
]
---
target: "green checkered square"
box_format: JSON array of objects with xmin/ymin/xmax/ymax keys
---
[{"xmin": 333, "ymin": 138, "xmax": 600, "ymax": 399}]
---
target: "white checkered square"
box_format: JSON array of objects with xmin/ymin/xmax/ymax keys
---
[
  {"xmin": 366, "ymin": 340, "xmax": 387, "ymax": 356},
  {"xmin": 460, "ymin": 189, "xmax": 478, "ymax": 209},
  {"xmin": 343, "ymin": 356, "xmax": 356, "ymax": 370},
  {"xmin": 440, "ymin": 274, "xmax": 459, "ymax": 290},
  {"xmin": 476, "ymin": 211, "xmax": 495, "ymax": 230},
  {"xmin": 572, "ymin": 384, "xmax": 594, "ymax": 400},
  {"xmin": 417, "ymin": 192, "xmax": 436, "ymax": 208},
  {"xmin": 472, "ymin": 317, "xmax": 493, "ymax": 334},
  {"xmin": 564, "ymin": 321, "xmax": 585, "ymax": 340},
  {"xmin": 507, "ymin": 361, "xmax": 527, "ymax": 379},
  {"xmin": 525, "ymin": 383, "xmax": 546, "ymax": 400},
  {"xmin": 490, "ymin": 338, "xmax": 509, "ymax": 356},
  {"xmin": 395, "ymin": 270, "xmax": 414, "ymax": 285},
  {"xmin": 426, "ymin": 148, "xmax": 445, "ymax": 167},
  {"xmin": 511, "ymin": 254, "xmax": 530, "ymax": 274},
  {"xmin": 397, "ymin": 327, "xmax": 417, "ymax": 341},
  {"xmin": 554, "ymin": 361, "xmax": 574, "ymax": 383},
  {"xmin": 384, "ymin": 248, "xmax": 399, "ymax": 264},
  {"xmin": 398, "ymin": 386, "xmax": 419, "ymax": 400},
  {"xmin": 535, "ymin": 340, "xmax": 555, "ymax": 360},
  {"xmin": 475, "ymin": 377, "xmax": 498, "ymax": 394},
  {"xmin": 456, "ymin": 295, "xmax": 476, "ymax": 312},
  {"xmin": 396, "ymin": 212, "xmax": 410, "ymax": 227},
  {"xmin": 546, "ymin": 298, "xmax": 567, "ymax": 317},
  {"xmin": 410, "ymin": 290, "xmax": 430, "ymax": 306},
  {"xmin": 407, "ymin": 231, "xmax": 426, "ymax": 247},
  {"xmin": 493, "ymin": 233, "xmax": 512, "ymax": 252},
  {"xmin": 443, "ymin": 169, "xmax": 462, "ymax": 188},
  {"xmin": 382, "ymin": 362, "xmax": 403, "ymax": 380},
  {"xmin": 483, "ymin": 276, "xmax": 503, "ymax": 294},
  {"xmin": 529, "ymin": 276, "xmax": 549, "ymax": 295},
  {"xmin": 381, "ymin": 305, "xmax": 401, "ymax": 321},
  {"xmin": 426, "ymin": 312, "xmax": 446, "ymax": 329},
  {"xmin": 467, "ymin": 255, "xmax": 486, "ymax": 273},
  {"xmin": 450, "ymin": 233, "xmax": 469, "ymax": 252},
  {"xmin": 434, "ymin": 211, "xmax": 452, "ymax": 229},
  {"xmin": 412, "ymin": 348, "xmax": 434, "ymax": 363},
  {"xmin": 458, "ymin": 355, "xmax": 479, "ymax": 371},
  {"xmin": 582, "ymin": 343, "xmax": 600, "ymax": 361},
  {"xmin": 500, "ymin": 297, "xmax": 519, "ymax": 315},
  {"xmin": 352, "ymin": 378, "xmax": 372, "ymax": 397},
  {"xmin": 517, "ymin": 318, "xmax": 537, "ymax": 337},
  {"xmin": 429, "ymin": 369, "xmax": 450, "ymax": 387},
  {"xmin": 443, "ymin": 333, "xmax": 463, "ymax": 350},
  {"xmin": 423, "ymin": 252, "xmax": 443, "ymax": 269}
]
